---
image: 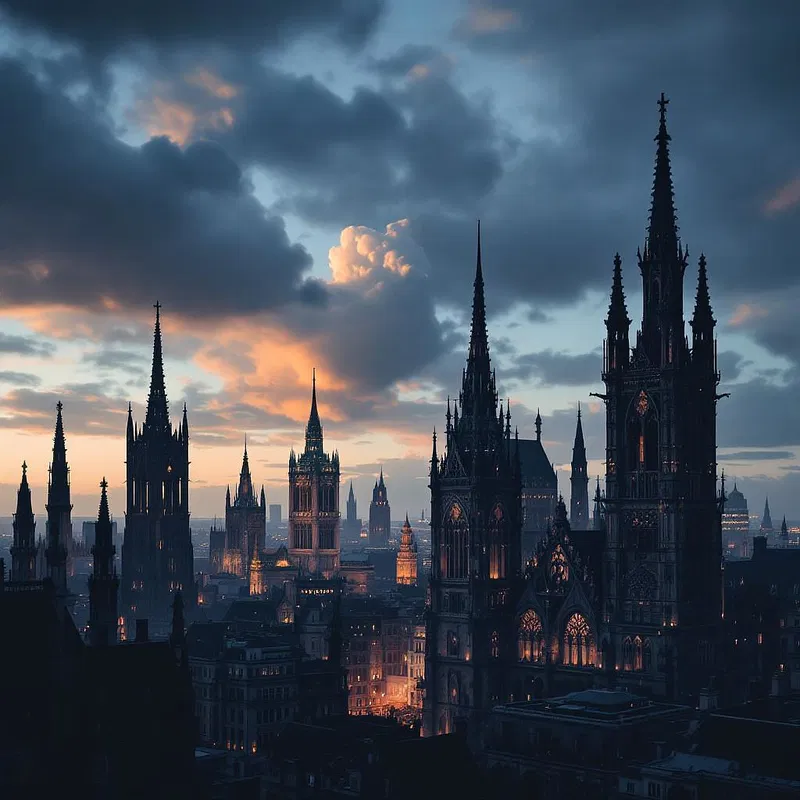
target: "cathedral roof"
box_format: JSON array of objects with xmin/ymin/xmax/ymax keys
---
[{"xmin": 515, "ymin": 437, "xmax": 556, "ymax": 484}]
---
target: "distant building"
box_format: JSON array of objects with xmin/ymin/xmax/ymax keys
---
[
  {"xmin": 288, "ymin": 372, "xmax": 340, "ymax": 577},
  {"xmin": 569, "ymin": 405, "xmax": 589, "ymax": 530},
  {"xmin": 342, "ymin": 482, "xmax": 362, "ymax": 543},
  {"xmin": 723, "ymin": 483, "xmax": 750, "ymax": 557},
  {"xmin": 395, "ymin": 514, "xmax": 418, "ymax": 586},
  {"xmin": 516, "ymin": 413, "xmax": 557, "ymax": 562},
  {"xmin": 223, "ymin": 443, "xmax": 266, "ymax": 578},
  {"xmin": 269, "ymin": 504, "xmax": 281, "ymax": 527},
  {"xmin": 368, "ymin": 470, "xmax": 391, "ymax": 547},
  {"xmin": 760, "ymin": 496, "xmax": 775, "ymax": 538},
  {"xmin": 11, "ymin": 462, "xmax": 37, "ymax": 583},
  {"xmin": 81, "ymin": 519, "xmax": 118, "ymax": 551},
  {"xmin": 208, "ymin": 523, "xmax": 225, "ymax": 574}
]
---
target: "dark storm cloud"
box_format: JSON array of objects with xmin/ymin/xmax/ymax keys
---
[
  {"xmin": 0, "ymin": 0, "xmax": 385, "ymax": 54},
  {"xmin": 717, "ymin": 350, "xmax": 750, "ymax": 383},
  {"xmin": 506, "ymin": 348, "xmax": 601, "ymax": 387},
  {"xmin": 718, "ymin": 451, "xmax": 795, "ymax": 462},
  {"xmin": 0, "ymin": 332, "xmax": 55, "ymax": 357},
  {"xmin": 82, "ymin": 348, "xmax": 148, "ymax": 372},
  {"xmin": 430, "ymin": 0, "xmax": 799, "ymax": 312},
  {"xmin": 0, "ymin": 58, "xmax": 321, "ymax": 317}
]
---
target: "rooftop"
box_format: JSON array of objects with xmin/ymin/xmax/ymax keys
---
[{"xmin": 494, "ymin": 688, "xmax": 688, "ymax": 726}]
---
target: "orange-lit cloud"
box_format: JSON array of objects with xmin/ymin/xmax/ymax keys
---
[
  {"xmin": 139, "ymin": 96, "xmax": 199, "ymax": 146},
  {"xmin": 764, "ymin": 176, "xmax": 800, "ymax": 215},
  {"xmin": 464, "ymin": 8, "xmax": 519, "ymax": 34},
  {"xmin": 729, "ymin": 303, "xmax": 768, "ymax": 327},
  {"xmin": 186, "ymin": 68, "xmax": 239, "ymax": 100}
]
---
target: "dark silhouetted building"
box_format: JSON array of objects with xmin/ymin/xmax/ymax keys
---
[
  {"xmin": 369, "ymin": 470, "xmax": 391, "ymax": 546},
  {"xmin": 723, "ymin": 482, "xmax": 750, "ymax": 558},
  {"xmin": 121, "ymin": 304, "xmax": 196, "ymax": 632},
  {"xmin": 88, "ymin": 478, "xmax": 119, "ymax": 647},
  {"xmin": 424, "ymin": 222, "xmax": 522, "ymax": 743},
  {"xmin": 569, "ymin": 404, "xmax": 589, "ymax": 530},
  {"xmin": 517, "ymin": 411, "xmax": 557, "ymax": 562},
  {"xmin": 760, "ymin": 496, "xmax": 774, "ymax": 538},
  {"xmin": 46, "ymin": 401, "xmax": 73, "ymax": 596},
  {"xmin": 342, "ymin": 481, "xmax": 362, "ymax": 543},
  {"xmin": 288, "ymin": 371, "xmax": 340, "ymax": 577},
  {"xmin": 11, "ymin": 461, "xmax": 37, "ymax": 582},
  {"xmin": 223, "ymin": 442, "xmax": 266, "ymax": 577}
]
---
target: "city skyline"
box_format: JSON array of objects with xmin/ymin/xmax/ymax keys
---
[{"xmin": 0, "ymin": 2, "xmax": 796, "ymax": 520}]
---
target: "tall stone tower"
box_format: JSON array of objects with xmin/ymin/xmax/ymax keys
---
[
  {"xmin": 600, "ymin": 96, "xmax": 722, "ymax": 702},
  {"xmin": 368, "ymin": 470, "xmax": 391, "ymax": 546},
  {"xmin": 288, "ymin": 371, "xmax": 341, "ymax": 577},
  {"xmin": 11, "ymin": 462, "xmax": 37, "ymax": 582},
  {"xmin": 423, "ymin": 223, "xmax": 522, "ymax": 744},
  {"xmin": 342, "ymin": 481, "xmax": 362, "ymax": 542},
  {"xmin": 121, "ymin": 304, "xmax": 195, "ymax": 629},
  {"xmin": 46, "ymin": 402, "xmax": 72, "ymax": 597},
  {"xmin": 224, "ymin": 441, "xmax": 266, "ymax": 577},
  {"xmin": 88, "ymin": 478, "xmax": 120, "ymax": 647},
  {"xmin": 396, "ymin": 513, "xmax": 418, "ymax": 586},
  {"xmin": 569, "ymin": 404, "xmax": 589, "ymax": 530}
]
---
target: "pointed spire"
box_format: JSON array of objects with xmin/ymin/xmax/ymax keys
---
[
  {"xmin": 145, "ymin": 302, "xmax": 170, "ymax": 433},
  {"xmin": 305, "ymin": 368, "xmax": 324, "ymax": 454},
  {"xmin": 647, "ymin": 93, "xmax": 680, "ymax": 261},
  {"xmin": 761, "ymin": 497, "xmax": 773, "ymax": 531},
  {"xmin": 691, "ymin": 253, "xmax": 715, "ymax": 328},
  {"xmin": 572, "ymin": 403, "xmax": 586, "ymax": 458},
  {"xmin": 379, "ymin": 466, "xmax": 385, "ymax": 488},
  {"xmin": 430, "ymin": 428, "xmax": 439, "ymax": 479},
  {"xmin": 16, "ymin": 461, "xmax": 32, "ymax": 518},
  {"xmin": 607, "ymin": 253, "xmax": 630, "ymax": 327},
  {"xmin": 182, "ymin": 401, "xmax": 189, "ymax": 442},
  {"xmin": 462, "ymin": 219, "xmax": 493, "ymax": 416},
  {"xmin": 126, "ymin": 401, "xmax": 134, "ymax": 441},
  {"xmin": 53, "ymin": 401, "xmax": 66, "ymax": 459},
  {"xmin": 535, "ymin": 409, "xmax": 542, "ymax": 441},
  {"xmin": 11, "ymin": 460, "xmax": 36, "ymax": 582},
  {"xmin": 235, "ymin": 439, "xmax": 256, "ymax": 506},
  {"xmin": 781, "ymin": 516, "xmax": 788, "ymax": 535},
  {"xmin": 348, "ymin": 481, "xmax": 355, "ymax": 501}
]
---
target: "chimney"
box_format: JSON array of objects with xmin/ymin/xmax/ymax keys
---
[
  {"xmin": 753, "ymin": 536, "xmax": 768, "ymax": 558},
  {"xmin": 135, "ymin": 619, "xmax": 149, "ymax": 642}
]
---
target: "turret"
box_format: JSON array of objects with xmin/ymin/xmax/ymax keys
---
[
  {"xmin": 46, "ymin": 402, "xmax": 71, "ymax": 597},
  {"xmin": 89, "ymin": 478, "xmax": 119, "ymax": 646},
  {"xmin": 569, "ymin": 404, "xmax": 589, "ymax": 530},
  {"xmin": 11, "ymin": 461, "xmax": 37, "ymax": 582},
  {"xmin": 690, "ymin": 253, "xmax": 715, "ymax": 368},
  {"xmin": 605, "ymin": 254, "xmax": 631, "ymax": 372}
]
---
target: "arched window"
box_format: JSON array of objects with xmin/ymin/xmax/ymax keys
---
[
  {"xmin": 490, "ymin": 630, "xmax": 500, "ymax": 659},
  {"xmin": 488, "ymin": 504, "xmax": 506, "ymax": 580},
  {"xmin": 622, "ymin": 637, "xmax": 633, "ymax": 671},
  {"xmin": 518, "ymin": 609, "xmax": 544, "ymax": 663},
  {"xmin": 563, "ymin": 613, "xmax": 594, "ymax": 667},
  {"xmin": 447, "ymin": 630, "xmax": 459, "ymax": 657},
  {"xmin": 633, "ymin": 636, "xmax": 644, "ymax": 671},
  {"xmin": 448, "ymin": 671, "xmax": 461, "ymax": 705},
  {"xmin": 643, "ymin": 639, "xmax": 652, "ymax": 673},
  {"xmin": 441, "ymin": 504, "xmax": 469, "ymax": 579},
  {"xmin": 550, "ymin": 545, "xmax": 569, "ymax": 588}
]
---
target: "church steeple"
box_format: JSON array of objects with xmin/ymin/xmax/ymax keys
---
[
  {"xmin": 89, "ymin": 477, "xmax": 119, "ymax": 647},
  {"xmin": 691, "ymin": 254, "xmax": 716, "ymax": 367},
  {"xmin": 235, "ymin": 438, "xmax": 256, "ymax": 506},
  {"xmin": 646, "ymin": 93, "xmax": 680, "ymax": 262},
  {"xmin": 145, "ymin": 302, "xmax": 170, "ymax": 434},
  {"xmin": 570, "ymin": 405, "xmax": 589, "ymax": 531},
  {"xmin": 11, "ymin": 461, "xmax": 37, "ymax": 582},
  {"xmin": 46, "ymin": 402, "xmax": 71, "ymax": 596},
  {"xmin": 461, "ymin": 220, "xmax": 496, "ymax": 421},
  {"xmin": 305, "ymin": 368, "xmax": 324, "ymax": 455},
  {"xmin": 760, "ymin": 497, "xmax": 774, "ymax": 533},
  {"xmin": 605, "ymin": 253, "xmax": 631, "ymax": 372}
]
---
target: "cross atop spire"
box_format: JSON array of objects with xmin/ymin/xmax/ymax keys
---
[
  {"xmin": 646, "ymin": 93, "xmax": 680, "ymax": 262},
  {"xmin": 145, "ymin": 302, "xmax": 170, "ymax": 434}
]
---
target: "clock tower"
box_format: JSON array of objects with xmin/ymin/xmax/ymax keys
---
[{"xmin": 599, "ymin": 95, "xmax": 722, "ymax": 702}]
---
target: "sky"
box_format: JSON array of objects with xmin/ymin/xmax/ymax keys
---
[{"xmin": 0, "ymin": 1, "xmax": 797, "ymax": 525}]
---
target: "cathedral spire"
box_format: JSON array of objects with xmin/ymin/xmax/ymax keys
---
[
  {"xmin": 348, "ymin": 481, "xmax": 355, "ymax": 501},
  {"xmin": 761, "ymin": 496, "xmax": 774, "ymax": 532},
  {"xmin": 570, "ymin": 404, "xmax": 589, "ymax": 530},
  {"xmin": 647, "ymin": 93, "xmax": 680, "ymax": 262},
  {"xmin": 691, "ymin": 254, "xmax": 715, "ymax": 327},
  {"xmin": 461, "ymin": 220, "xmax": 494, "ymax": 418},
  {"xmin": 607, "ymin": 254, "xmax": 630, "ymax": 327},
  {"xmin": 305, "ymin": 368, "xmax": 324, "ymax": 454},
  {"xmin": 535, "ymin": 409, "xmax": 542, "ymax": 441},
  {"xmin": 236, "ymin": 438, "xmax": 255, "ymax": 505},
  {"xmin": 145, "ymin": 302, "xmax": 170, "ymax": 433},
  {"xmin": 11, "ymin": 461, "xmax": 37, "ymax": 582},
  {"xmin": 89, "ymin": 477, "xmax": 119, "ymax": 647}
]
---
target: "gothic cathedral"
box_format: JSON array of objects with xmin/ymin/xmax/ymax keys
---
[{"xmin": 423, "ymin": 97, "xmax": 723, "ymax": 744}]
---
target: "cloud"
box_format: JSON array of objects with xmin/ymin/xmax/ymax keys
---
[
  {"xmin": 0, "ymin": 370, "xmax": 41, "ymax": 387},
  {"xmin": 506, "ymin": 348, "xmax": 601, "ymax": 387},
  {"xmin": 718, "ymin": 450, "xmax": 795, "ymax": 462},
  {"xmin": 0, "ymin": 0, "xmax": 386, "ymax": 55},
  {"xmin": 0, "ymin": 58, "xmax": 322, "ymax": 317},
  {"xmin": 764, "ymin": 176, "xmax": 800, "ymax": 215},
  {"xmin": 0, "ymin": 331, "xmax": 55, "ymax": 357}
]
